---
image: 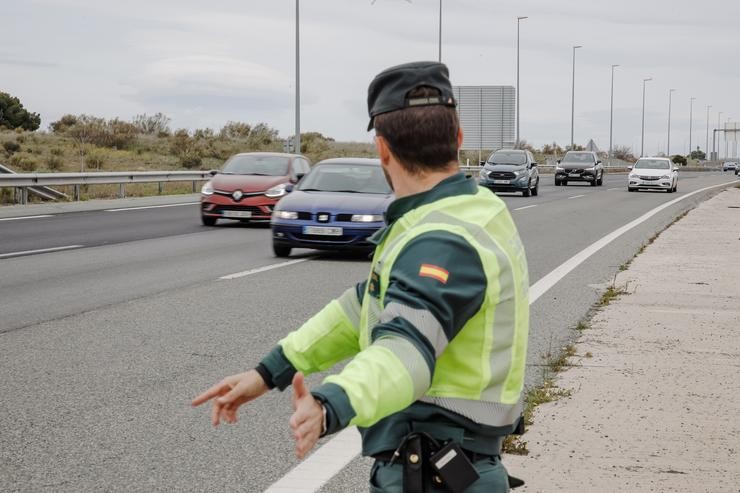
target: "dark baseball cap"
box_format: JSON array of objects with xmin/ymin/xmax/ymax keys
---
[{"xmin": 367, "ymin": 61, "xmax": 456, "ymax": 131}]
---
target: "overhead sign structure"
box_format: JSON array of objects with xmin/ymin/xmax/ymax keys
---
[{"xmin": 453, "ymin": 85, "xmax": 515, "ymax": 153}]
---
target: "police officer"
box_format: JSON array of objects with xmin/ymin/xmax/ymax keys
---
[{"xmin": 192, "ymin": 61, "xmax": 529, "ymax": 492}]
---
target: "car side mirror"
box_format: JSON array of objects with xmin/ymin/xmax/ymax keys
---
[
  {"xmin": 209, "ymin": 169, "xmax": 219, "ymax": 176},
  {"xmin": 479, "ymin": 160, "xmax": 486, "ymax": 166},
  {"xmin": 628, "ymin": 166, "xmax": 633, "ymax": 171},
  {"xmin": 285, "ymin": 183, "xmax": 294, "ymax": 193},
  {"xmin": 531, "ymin": 162, "xmax": 538, "ymax": 167},
  {"xmin": 295, "ymin": 172, "xmax": 305, "ymax": 180},
  {"xmin": 557, "ymin": 159, "xmax": 561, "ymax": 164},
  {"xmin": 596, "ymin": 160, "xmax": 602, "ymax": 165},
  {"xmin": 673, "ymin": 167, "xmax": 679, "ymax": 172}
]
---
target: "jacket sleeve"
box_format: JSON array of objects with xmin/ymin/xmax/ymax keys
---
[
  {"xmin": 258, "ymin": 281, "xmax": 365, "ymax": 390},
  {"xmin": 312, "ymin": 231, "xmax": 487, "ymax": 433}
]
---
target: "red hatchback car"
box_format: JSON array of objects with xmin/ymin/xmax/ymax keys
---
[{"xmin": 200, "ymin": 152, "xmax": 311, "ymax": 226}]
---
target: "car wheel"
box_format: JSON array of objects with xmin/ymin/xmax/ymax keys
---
[
  {"xmin": 590, "ymin": 177, "xmax": 597, "ymax": 186},
  {"xmin": 201, "ymin": 215, "xmax": 217, "ymax": 226},
  {"xmin": 523, "ymin": 181, "xmax": 532, "ymax": 197},
  {"xmin": 563, "ymin": 180, "xmax": 568, "ymax": 186},
  {"xmin": 273, "ymin": 243, "xmax": 292, "ymax": 258},
  {"xmin": 597, "ymin": 172, "xmax": 604, "ymax": 186},
  {"xmin": 554, "ymin": 178, "xmax": 561, "ymax": 186},
  {"xmin": 532, "ymin": 178, "xmax": 539, "ymax": 196},
  {"xmin": 628, "ymin": 187, "xmax": 636, "ymax": 192}
]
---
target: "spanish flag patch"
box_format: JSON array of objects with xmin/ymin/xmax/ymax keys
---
[{"xmin": 419, "ymin": 264, "xmax": 449, "ymax": 284}]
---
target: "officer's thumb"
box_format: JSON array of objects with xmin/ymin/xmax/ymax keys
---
[{"xmin": 292, "ymin": 372, "xmax": 310, "ymax": 400}]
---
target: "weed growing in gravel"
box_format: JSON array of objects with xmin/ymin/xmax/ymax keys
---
[{"xmin": 575, "ymin": 320, "xmax": 588, "ymax": 331}]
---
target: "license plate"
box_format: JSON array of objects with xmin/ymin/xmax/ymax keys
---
[
  {"xmin": 569, "ymin": 172, "xmax": 581, "ymax": 176},
  {"xmin": 303, "ymin": 226, "xmax": 343, "ymax": 236},
  {"xmin": 492, "ymin": 180, "xmax": 510, "ymax": 184},
  {"xmin": 222, "ymin": 210, "xmax": 252, "ymax": 218}
]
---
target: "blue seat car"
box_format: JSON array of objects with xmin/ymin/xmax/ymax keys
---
[{"xmin": 270, "ymin": 158, "xmax": 393, "ymax": 257}]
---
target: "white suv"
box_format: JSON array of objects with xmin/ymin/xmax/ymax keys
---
[{"xmin": 722, "ymin": 162, "xmax": 738, "ymax": 172}]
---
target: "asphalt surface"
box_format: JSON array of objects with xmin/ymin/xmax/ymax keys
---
[{"xmin": 1, "ymin": 171, "xmax": 738, "ymax": 492}]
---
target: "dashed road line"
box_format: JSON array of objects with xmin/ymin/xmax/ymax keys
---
[
  {"xmin": 219, "ymin": 258, "xmax": 311, "ymax": 280},
  {"xmin": 0, "ymin": 214, "xmax": 55, "ymax": 222},
  {"xmin": 568, "ymin": 194, "xmax": 585, "ymax": 199},
  {"xmin": 513, "ymin": 204, "xmax": 538, "ymax": 211},
  {"xmin": 105, "ymin": 202, "xmax": 199, "ymax": 212},
  {"xmin": 0, "ymin": 245, "xmax": 84, "ymax": 259}
]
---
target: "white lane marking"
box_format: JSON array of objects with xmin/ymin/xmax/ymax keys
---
[
  {"xmin": 0, "ymin": 245, "xmax": 83, "ymax": 259},
  {"xmin": 607, "ymin": 187, "xmax": 621, "ymax": 191},
  {"xmin": 513, "ymin": 205, "xmax": 538, "ymax": 211},
  {"xmin": 265, "ymin": 427, "xmax": 361, "ymax": 493},
  {"xmin": 219, "ymin": 258, "xmax": 310, "ymax": 280},
  {"xmin": 105, "ymin": 202, "xmax": 199, "ymax": 212},
  {"xmin": 568, "ymin": 194, "xmax": 585, "ymax": 199},
  {"xmin": 266, "ymin": 178, "xmax": 739, "ymax": 493},
  {"xmin": 0, "ymin": 214, "xmax": 55, "ymax": 222},
  {"xmin": 529, "ymin": 179, "xmax": 738, "ymax": 303}
]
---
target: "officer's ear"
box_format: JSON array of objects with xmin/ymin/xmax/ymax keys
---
[{"xmin": 374, "ymin": 135, "xmax": 392, "ymax": 166}]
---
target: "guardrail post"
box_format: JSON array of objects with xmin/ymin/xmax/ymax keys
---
[
  {"xmin": 158, "ymin": 182, "xmax": 163, "ymax": 195},
  {"xmin": 118, "ymin": 183, "xmax": 125, "ymax": 198},
  {"xmin": 74, "ymin": 185, "xmax": 80, "ymax": 201},
  {"xmin": 21, "ymin": 187, "xmax": 28, "ymax": 205},
  {"xmin": 192, "ymin": 180, "xmax": 196, "ymax": 193}
]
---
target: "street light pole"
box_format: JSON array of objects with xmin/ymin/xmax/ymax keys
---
[
  {"xmin": 609, "ymin": 64, "xmax": 619, "ymax": 166},
  {"xmin": 641, "ymin": 77, "xmax": 652, "ymax": 157},
  {"xmin": 570, "ymin": 45, "xmax": 582, "ymax": 150},
  {"xmin": 717, "ymin": 111, "xmax": 723, "ymax": 161},
  {"xmin": 667, "ymin": 89, "xmax": 675, "ymax": 156},
  {"xmin": 516, "ymin": 16, "xmax": 528, "ymax": 147},
  {"xmin": 438, "ymin": 0, "xmax": 442, "ymax": 62},
  {"xmin": 689, "ymin": 97, "xmax": 695, "ymax": 158},
  {"xmin": 294, "ymin": 0, "xmax": 300, "ymax": 155},
  {"xmin": 706, "ymin": 105, "xmax": 711, "ymax": 159}
]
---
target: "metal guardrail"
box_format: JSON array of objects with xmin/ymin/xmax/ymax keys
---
[{"xmin": 0, "ymin": 171, "xmax": 212, "ymax": 204}]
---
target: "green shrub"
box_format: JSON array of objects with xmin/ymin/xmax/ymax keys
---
[
  {"xmin": 671, "ymin": 154, "xmax": 687, "ymax": 166},
  {"xmin": 50, "ymin": 147, "xmax": 64, "ymax": 156},
  {"xmin": 9, "ymin": 153, "xmax": 39, "ymax": 171},
  {"xmin": 87, "ymin": 149, "xmax": 106, "ymax": 170},
  {"xmin": 179, "ymin": 154, "xmax": 202, "ymax": 169},
  {"xmin": 3, "ymin": 141, "xmax": 21, "ymax": 154},
  {"xmin": 46, "ymin": 155, "xmax": 63, "ymax": 171}
]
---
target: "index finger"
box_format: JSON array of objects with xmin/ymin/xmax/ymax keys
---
[{"xmin": 191, "ymin": 381, "xmax": 229, "ymax": 407}]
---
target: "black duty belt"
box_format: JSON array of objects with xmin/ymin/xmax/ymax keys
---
[{"xmin": 372, "ymin": 448, "xmax": 495, "ymax": 465}]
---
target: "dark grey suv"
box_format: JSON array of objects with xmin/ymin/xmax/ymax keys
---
[
  {"xmin": 478, "ymin": 149, "xmax": 540, "ymax": 197},
  {"xmin": 554, "ymin": 151, "xmax": 604, "ymax": 186}
]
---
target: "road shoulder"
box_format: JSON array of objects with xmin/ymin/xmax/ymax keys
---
[{"xmin": 505, "ymin": 187, "xmax": 740, "ymax": 491}]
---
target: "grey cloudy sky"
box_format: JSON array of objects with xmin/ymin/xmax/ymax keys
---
[{"xmin": 4, "ymin": 0, "xmax": 739, "ymax": 156}]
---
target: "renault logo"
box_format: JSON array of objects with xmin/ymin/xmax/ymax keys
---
[
  {"xmin": 232, "ymin": 190, "xmax": 243, "ymax": 201},
  {"xmin": 318, "ymin": 214, "xmax": 329, "ymax": 222}
]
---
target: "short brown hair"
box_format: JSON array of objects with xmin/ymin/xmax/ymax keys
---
[{"xmin": 373, "ymin": 86, "xmax": 459, "ymax": 174}]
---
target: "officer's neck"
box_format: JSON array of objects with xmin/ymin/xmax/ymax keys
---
[{"xmin": 389, "ymin": 161, "xmax": 459, "ymax": 199}]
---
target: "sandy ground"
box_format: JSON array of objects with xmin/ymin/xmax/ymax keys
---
[{"xmin": 505, "ymin": 187, "xmax": 740, "ymax": 492}]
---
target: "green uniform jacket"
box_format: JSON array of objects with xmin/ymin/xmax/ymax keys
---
[{"xmin": 259, "ymin": 172, "xmax": 529, "ymax": 456}]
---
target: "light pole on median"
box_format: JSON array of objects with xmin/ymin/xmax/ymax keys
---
[
  {"xmin": 438, "ymin": 0, "xmax": 442, "ymax": 62},
  {"xmin": 609, "ymin": 64, "xmax": 619, "ymax": 166},
  {"xmin": 716, "ymin": 111, "xmax": 723, "ymax": 161},
  {"xmin": 516, "ymin": 16, "xmax": 528, "ymax": 147},
  {"xmin": 667, "ymin": 89, "xmax": 675, "ymax": 157},
  {"xmin": 570, "ymin": 45, "xmax": 582, "ymax": 150},
  {"xmin": 294, "ymin": 0, "xmax": 300, "ymax": 155},
  {"xmin": 706, "ymin": 105, "xmax": 711, "ymax": 160},
  {"xmin": 689, "ymin": 97, "xmax": 695, "ymax": 158},
  {"xmin": 641, "ymin": 77, "xmax": 652, "ymax": 157}
]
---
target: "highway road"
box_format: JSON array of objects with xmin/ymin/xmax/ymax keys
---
[{"xmin": 1, "ymin": 171, "xmax": 738, "ymax": 492}]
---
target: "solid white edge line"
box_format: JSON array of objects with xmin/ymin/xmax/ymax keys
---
[
  {"xmin": 513, "ymin": 205, "xmax": 538, "ymax": 211},
  {"xmin": 0, "ymin": 245, "xmax": 84, "ymax": 259},
  {"xmin": 568, "ymin": 194, "xmax": 585, "ymax": 199},
  {"xmin": 219, "ymin": 258, "xmax": 310, "ymax": 280},
  {"xmin": 0, "ymin": 214, "xmax": 55, "ymax": 222},
  {"xmin": 105, "ymin": 202, "xmax": 199, "ymax": 212},
  {"xmin": 265, "ymin": 178, "xmax": 739, "ymax": 493}
]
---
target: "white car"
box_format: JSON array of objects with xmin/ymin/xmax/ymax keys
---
[
  {"xmin": 722, "ymin": 162, "xmax": 738, "ymax": 172},
  {"xmin": 628, "ymin": 158, "xmax": 678, "ymax": 193}
]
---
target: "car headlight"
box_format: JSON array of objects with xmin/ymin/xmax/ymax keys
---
[
  {"xmin": 351, "ymin": 214, "xmax": 384, "ymax": 222},
  {"xmin": 555, "ymin": 165, "xmax": 564, "ymax": 171},
  {"xmin": 585, "ymin": 167, "xmax": 595, "ymax": 172},
  {"xmin": 273, "ymin": 210, "xmax": 298, "ymax": 220},
  {"xmin": 516, "ymin": 170, "xmax": 528, "ymax": 178},
  {"xmin": 265, "ymin": 183, "xmax": 288, "ymax": 198},
  {"xmin": 201, "ymin": 181, "xmax": 214, "ymax": 195},
  {"xmin": 629, "ymin": 173, "xmax": 637, "ymax": 179},
  {"xmin": 660, "ymin": 175, "xmax": 669, "ymax": 179}
]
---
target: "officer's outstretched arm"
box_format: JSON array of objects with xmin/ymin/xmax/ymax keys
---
[
  {"xmin": 256, "ymin": 282, "xmax": 365, "ymax": 391},
  {"xmin": 312, "ymin": 232, "xmax": 488, "ymax": 434}
]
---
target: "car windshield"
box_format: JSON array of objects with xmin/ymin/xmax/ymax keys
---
[
  {"xmin": 222, "ymin": 155, "xmax": 290, "ymax": 176},
  {"xmin": 562, "ymin": 152, "xmax": 595, "ymax": 163},
  {"xmin": 634, "ymin": 159, "xmax": 671, "ymax": 170},
  {"xmin": 298, "ymin": 164, "xmax": 391, "ymax": 194},
  {"xmin": 488, "ymin": 151, "xmax": 527, "ymax": 166}
]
